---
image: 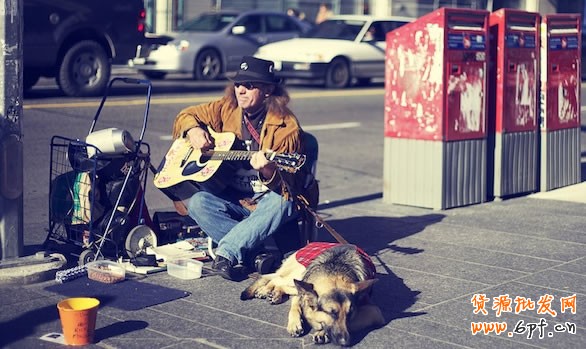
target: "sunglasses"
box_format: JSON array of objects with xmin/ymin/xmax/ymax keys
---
[{"xmin": 234, "ymin": 82, "xmax": 260, "ymax": 90}]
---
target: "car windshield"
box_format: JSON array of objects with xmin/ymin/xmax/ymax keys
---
[
  {"xmin": 177, "ymin": 13, "xmax": 238, "ymax": 32},
  {"xmin": 304, "ymin": 19, "xmax": 367, "ymax": 40}
]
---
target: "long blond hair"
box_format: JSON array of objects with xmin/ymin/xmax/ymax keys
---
[{"xmin": 224, "ymin": 83, "xmax": 293, "ymax": 117}]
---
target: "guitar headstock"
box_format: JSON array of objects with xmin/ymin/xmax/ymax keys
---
[{"xmin": 269, "ymin": 153, "xmax": 306, "ymax": 173}]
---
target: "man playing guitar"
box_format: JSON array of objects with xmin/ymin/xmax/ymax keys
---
[{"xmin": 167, "ymin": 56, "xmax": 313, "ymax": 281}]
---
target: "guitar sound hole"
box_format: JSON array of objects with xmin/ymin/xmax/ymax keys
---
[{"xmin": 182, "ymin": 161, "xmax": 204, "ymax": 176}]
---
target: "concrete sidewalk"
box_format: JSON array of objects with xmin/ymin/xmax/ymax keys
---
[{"xmin": 1, "ymin": 181, "xmax": 585, "ymax": 348}]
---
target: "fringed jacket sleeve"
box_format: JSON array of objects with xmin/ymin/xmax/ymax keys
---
[{"xmin": 171, "ymin": 98, "xmax": 230, "ymax": 139}]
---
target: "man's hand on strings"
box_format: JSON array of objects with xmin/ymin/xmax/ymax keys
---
[
  {"xmin": 186, "ymin": 127, "xmax": 214, "ymax": 151},
  {"xmin": 251, "ymin": 150, "xmax": 277, "ymax": 179}
]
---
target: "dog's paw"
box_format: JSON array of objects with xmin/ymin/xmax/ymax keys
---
[
  {"xmin": 254, "ymin": 284, "xmax": 274, "ymax": 299},
  {"xmin": 287, "ymin": 318, "xmax": 304, "ymax": 337},
  {"xmin": 269, "ymin": 290, "xmax": 287, "ymax": 304},
  {"xmin": 312, "ymin": 330, "xmax": 331, "ymax": 344}
]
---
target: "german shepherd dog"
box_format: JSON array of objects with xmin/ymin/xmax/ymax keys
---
[{"xmin": 241, "ymin": 242, "xmax": 384, "ymax": 346}]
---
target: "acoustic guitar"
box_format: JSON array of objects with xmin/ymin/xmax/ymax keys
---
[{"xmin": 153, "ymin": 129, "xmax": 306, "ymax": 189}]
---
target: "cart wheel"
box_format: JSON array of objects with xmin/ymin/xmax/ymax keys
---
[
  {"xmin": 78, "ymin": 249, "xmax": 96, "ymax": 266},
  {"xmin": 125, "ymin": 225, "xmax": 158, "ymax": 258}
]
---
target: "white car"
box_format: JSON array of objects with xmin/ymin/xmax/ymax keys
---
[{"xmin": 254, "ymin": 15, "xmax": 412, "ymax": 88}]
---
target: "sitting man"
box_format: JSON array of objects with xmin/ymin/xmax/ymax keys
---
[{"xmin": 170, "ymin": 56, "xmax": 313, "ymax": 281}]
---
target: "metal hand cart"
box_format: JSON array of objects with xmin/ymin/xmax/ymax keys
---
[{"xmin": 44, "ymin": 77, "xmax": 157, "ymax": 266}]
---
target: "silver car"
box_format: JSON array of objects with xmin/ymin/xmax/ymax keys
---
[{"xmin": 133, "ymin": 10, "xmax": 312, "ymax": 80}]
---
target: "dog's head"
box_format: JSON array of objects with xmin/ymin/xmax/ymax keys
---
[{"xmin": 294, "ymin": 277, "xmax": 378, "ymax": 346}]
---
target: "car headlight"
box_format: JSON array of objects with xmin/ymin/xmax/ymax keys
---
[
  {"xmin": 303, "ymin": 52, "xmax": 326, "ymax": 62},
  {"xmin": 168, "ymin": 40, "xmax": 190, "ymax": 51}
]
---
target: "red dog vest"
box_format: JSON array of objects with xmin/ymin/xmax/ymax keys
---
[{"xmin": 295, "ymin": 242, "xmax": 376, "ymax": 279}]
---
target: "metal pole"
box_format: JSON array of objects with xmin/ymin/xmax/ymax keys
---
[{"xmin": 0, "ymin": 0, "xmax": 24, "ymax": 259}]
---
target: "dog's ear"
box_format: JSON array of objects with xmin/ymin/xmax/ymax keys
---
[
  {"xmin": 294, "ymin": 279, "xmax": 317, "ymax": 297},
  {"xmin": 294, "ymin": 279, "xmax": 319, "ymax": 309},
  {"xmin": 351, "ymin": 279, "xmax": 378, "ymax": 296}
]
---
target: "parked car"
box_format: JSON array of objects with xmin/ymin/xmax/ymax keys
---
[
  {"xmin": 132, "ymin": 10, "xmax": 312, "ymax": 80},
  {"xmin": 24, "ymin": 0, "xmax": 146, "ymax": 96},
  {"xmin": 254, "ymin": 15, "xmax": 412, "ymax": 88},
  {"xmin": 132, "ymin": 25, "xmax": 174, "ymax": 64}
]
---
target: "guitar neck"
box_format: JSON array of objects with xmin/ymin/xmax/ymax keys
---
[{"xmin": 203, "ymin": 150, "xmax": 259, "ymax": 161}]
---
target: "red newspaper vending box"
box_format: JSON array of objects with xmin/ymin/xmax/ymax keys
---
[
  {"xmin": 383, "ymin": 7, "xmax": 489, "ymax": 209},
  {"xmin": 488, "ymin": 9, "xmax": 540, "ymax": 199},
  {"xmin": 540, "ymin": 14, "xmax": 581, "ymax": 191}
]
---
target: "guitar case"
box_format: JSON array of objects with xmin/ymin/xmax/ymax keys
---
[{"xmin": 152, "ymin": 211, "xmax": 200, "ymax": 244}]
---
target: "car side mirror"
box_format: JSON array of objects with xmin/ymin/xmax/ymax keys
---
[{"xmin": 232, "ymin": 26, "xmax": 246, "ymax": 35}]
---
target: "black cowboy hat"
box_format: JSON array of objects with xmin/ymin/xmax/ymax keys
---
[{"xmin": 228, "ymin": 56, "xmax": 281, "ymax": 84}]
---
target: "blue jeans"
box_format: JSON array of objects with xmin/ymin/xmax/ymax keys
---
[{"xmin": 187, "ymin": 189, "xmax": 298, "ymax": 265}]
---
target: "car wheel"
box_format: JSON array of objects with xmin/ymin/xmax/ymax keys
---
[
  {"xmin": 325, "ymin": 58, "xmax": 351, "ymax": 89},
  {"xmin": 58, "ymin": 40, "xmax": 111, "ymax": 97},
  {"xmin": 142, "ymin": 71, "xmax": 167, "ymax": 80},
  {"xmin": 194, "ymin": 49, "xmax": 222, "ymax": 81},
  {"xmin": 23, "ymin": 70, "xmax": 40, "ymax": 92}
]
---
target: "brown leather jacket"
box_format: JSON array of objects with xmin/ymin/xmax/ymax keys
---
[{"xmin": 171, "ymin": 96, "xmax": 313, "ymax": 200}]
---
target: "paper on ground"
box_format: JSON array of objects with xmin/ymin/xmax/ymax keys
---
[{"xmin": 146, "ymin": 240, "xmax": 207, "ymax": 261}]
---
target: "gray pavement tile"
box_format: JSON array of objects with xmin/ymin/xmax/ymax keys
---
[
  {"xmin": 94, "ymin": 317, "xmax": 176, "ymax": 342},
  {"xmin": 473, "ymin": 282, "xmax": 585, "ymax": 326},
  {"xmin": 136, "ymin": 307, "xmax": 257, "ymax": 340},
  {"xmin": 0, "ymin": 286, "xmax": 47, "ymax": 307},
  {"xmin": 413, "ymin": 277, "xmax": 585, "ymax": 347},
  {"xmin": 524, "ymin": 197, "xmax": 586, "ymax": 217},
  {"xmin": 387, "ymin": 315, "xmax": 540, "ymax": 349},
  {"xmin": 353, "ymin": 325, "xmax": 475, "ymax": 349},
  {"xmin": 320, "ymin": 200, "xmax": 447, "ymax": 224},
  {"xmin": 378, "ymin": 249, "xmax": 528, "ymax": 285},
  {"xmin": 440, "ymin": 201, "xmax": 586, "ymax": 244},
  {"xmin": 100, "ymin": 338, "xmax": 183, "ymax": 349},
  {"xmin": 369, "ymin": 271, "xmax": 427, "ymax": 321},
  {"xmin": 408, "ymin": 223, "xmax": 584, "ymax": 262},
  {"xmin": 411, "ymin": 296, "xmax": 584, "ymax": 349},
  {"xmin": 0, "ymin": 295, "xmax": 62, "ymax": 348},
  {"xmin": 148, "ymin": 301, "xmax": 290, "ymax": 340},
  {"xmin": 386, "ymin": 237, "xmax": 562, "ymax": 273},
  {"xmin": 379, "ymin": 265, "xmax": 488, "ymax": 306},
  {"xmin": 552, "ymin": 258, "xmax": 585, "ymax": 275},
  {"xmin": 515, "ymin": 269, "xmax": 586, "ymax": 295},
  {"xmin": 163, "ymin": 338, "xmax": 304, "ymax": 348}
]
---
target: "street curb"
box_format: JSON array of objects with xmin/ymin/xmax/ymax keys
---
[{"xmin": 0, "ymin": 253, "xmax": 67, "ymax": 286}]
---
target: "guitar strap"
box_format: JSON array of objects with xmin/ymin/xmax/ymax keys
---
[{"xmin": 243, "ymin": 115, "xmax": 262, "ymax": 145}]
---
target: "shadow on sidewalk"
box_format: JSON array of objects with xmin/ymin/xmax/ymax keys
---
[
  {"xmin": 0, "ymin": 304, "xmax": 59, "ymax": 348},
  {"xmin": 314, "ymin": 213, "xmax": 445, "ymax": 342},
  {"xmin": 0, "ymin": 298, "xmax": 149, "ymax": 347}
]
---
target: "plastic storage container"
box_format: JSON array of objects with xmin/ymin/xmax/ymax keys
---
[
  {"xmin": 86, "ymin": 260, "xmax": 126, "ymax": 284},
  {"xmin": 167, "ymin": 258, "xmax": 203, "ymax": 280}
]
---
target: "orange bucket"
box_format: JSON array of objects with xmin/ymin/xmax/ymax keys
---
[{"xmin": 57, "ymin": 297, "xmax": 100, "ymax": 345}]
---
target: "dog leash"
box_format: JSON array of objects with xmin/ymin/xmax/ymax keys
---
[
  {"xmin": 275, "ymin": 168, "xmax": 348, "ymax": 245},
  {"xmin": 296, "ymin": 194, "xmax": 348, "ymax": 245}
]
